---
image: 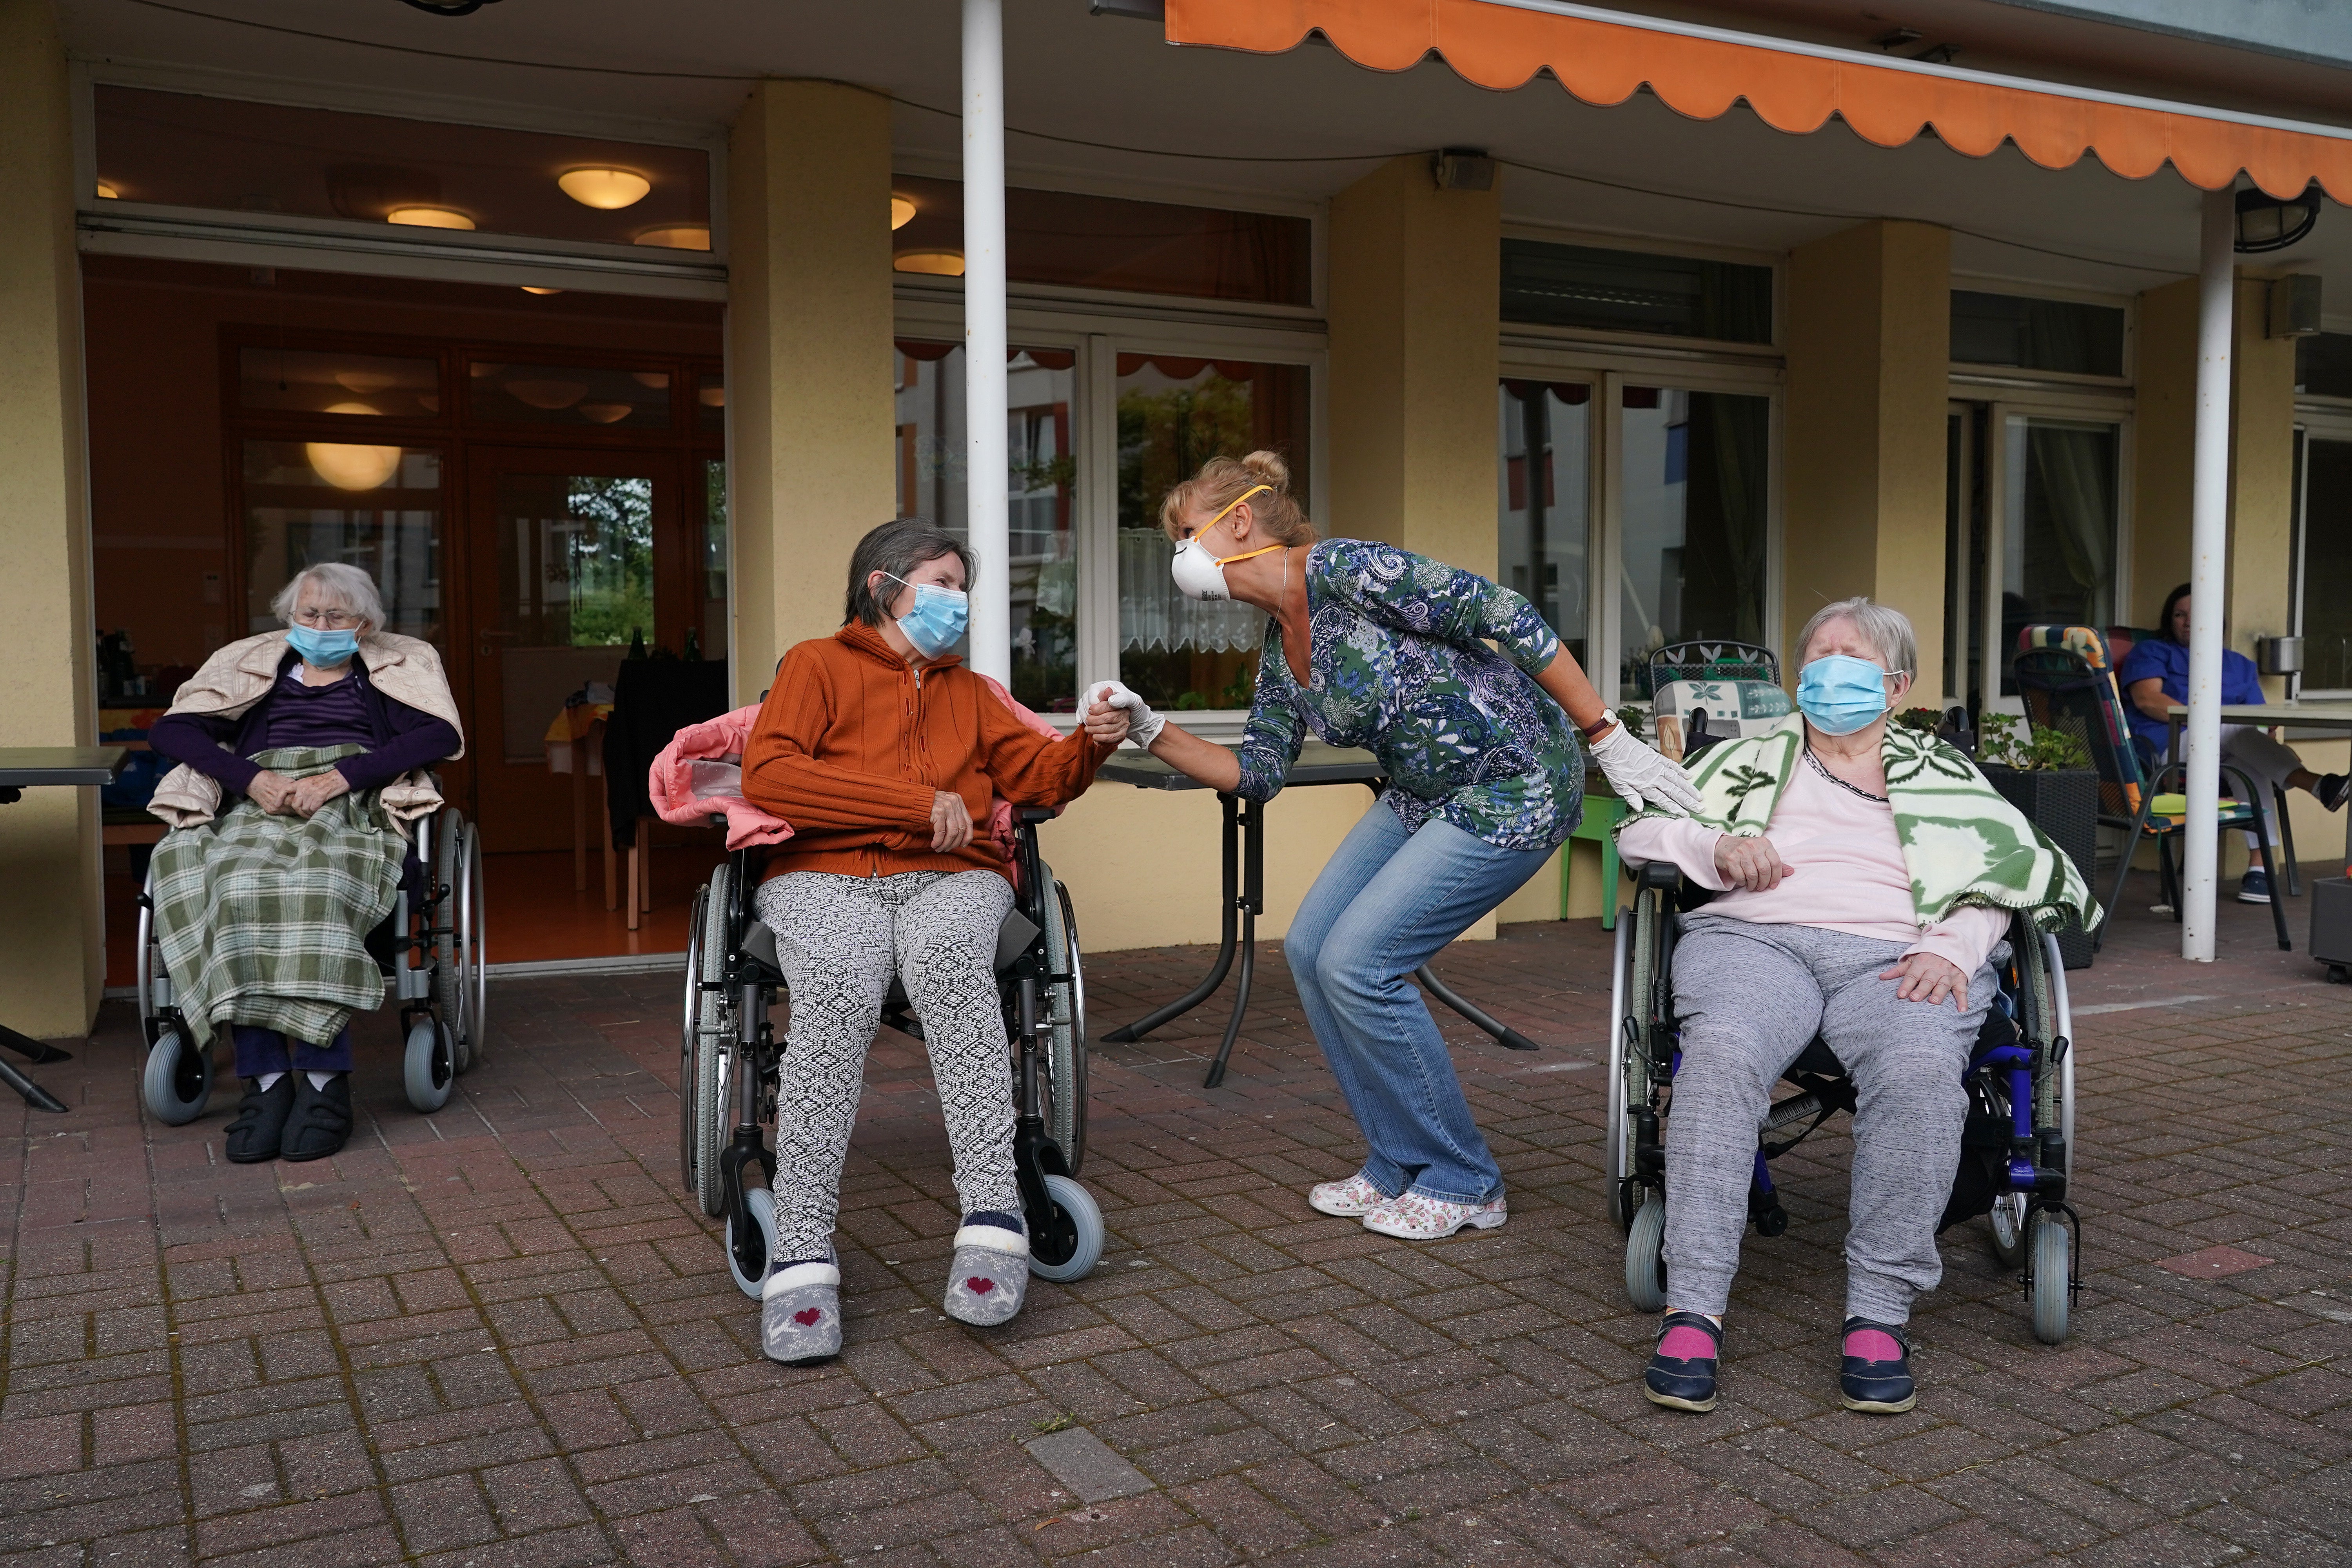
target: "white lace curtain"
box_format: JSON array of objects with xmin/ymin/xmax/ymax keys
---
[{"xmin": 1116, "ymin": 528, "xmax": 1267, "ymax": 653}]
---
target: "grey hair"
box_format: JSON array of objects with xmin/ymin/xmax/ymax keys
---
[
  {"xmin": 270, "ymin": 562, "xmax": 386, "ymax": 634},
  {"xmin": 1796, "ymin": 596, "xmax": 1916, "ymax": 677},
  {"xmin": 844, "ymin": 518, "xmax": 975, "ymax": 627}
]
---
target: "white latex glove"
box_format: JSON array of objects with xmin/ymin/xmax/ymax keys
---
[
  {"xmin": 1588, "ymin": 712, "xmax": 1703, "ymax": 816},
  {"xmin": 1081, "ymin": 680, "xmax": 1165, "ymax": 749}
]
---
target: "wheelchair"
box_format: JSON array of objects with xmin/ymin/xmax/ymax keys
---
[
  {"xmin": 1607, "ymin": 862, "xmax": 2081, "ymax": 1344},
  {"xmin": 134, "ymin": 804, "xmax": 488, "ymax": 1122},
  {"xmin": 681, "ymin": 808, "xmax": 1102, "ymax": 1300}
]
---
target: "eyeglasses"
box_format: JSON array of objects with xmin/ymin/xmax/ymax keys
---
[{"xmin": 291, "ymin": 607, "xmax": 362, "ymax": 629}]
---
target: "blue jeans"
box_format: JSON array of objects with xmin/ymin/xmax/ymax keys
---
[{"xmin": 1283, "ymin": 803, "xmax": 1556, "ymax": 1205}]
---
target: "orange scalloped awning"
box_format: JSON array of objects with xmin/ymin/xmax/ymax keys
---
[{"xmin": 1164, "ymin": 0, "xmax": 2352, "ymax": 201}]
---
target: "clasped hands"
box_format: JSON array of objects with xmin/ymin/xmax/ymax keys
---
[
  {"xmin": 1711, "ymin": 833, "xmax": 1970, "ymax": 1010},
  {"xmin": 247, "ymin": 768, "xmax": 350, "ymax": 819},
  {"xmin": 927, "ymin": 689, "xmax": 1135, "ymax": 852}
]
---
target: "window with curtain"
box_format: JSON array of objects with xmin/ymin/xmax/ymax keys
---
[
  {"xmin": 1951, "ymin": 291, "xmax": 2125, "ymax": 378},
  {"xmin": 1116, "ymin": 354, "xmax": 1310, "ymax": 711},
  {"xmin": 1500, "ymin": 240, "xmax": 1773, "ymax": 343},
  {"xmin": 2001, "ymin": 417, "xmax": 2119, "ymax": 694},
  {"xmin": 892, "ymin": 339, "xmax": 1078, "ymax": 710},
  {"xmin": 2299, "ymin": 437, "xmax": 2352, "ymax": 691},
  {"xmin": 1496, "ymin": 380, "xmax": 1593, "ymax": 669},
  {"xmin": 1618, "ymin": 386, "xmax": 1771, "ymax": 700}
]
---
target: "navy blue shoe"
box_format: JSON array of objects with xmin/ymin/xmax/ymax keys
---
[
  {"xmin": 1839, "ymin": 1318, "xmax": 1916, "ymax": 1414},
  {"xmin": 1643, "ymin": 1310, "xmax": 1721, "ymax": 1412},
  {"xmin": 2237, "ymin": 869, "xmax": 2272, "ymax": 905}
]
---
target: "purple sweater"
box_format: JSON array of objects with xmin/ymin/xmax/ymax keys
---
[{"xmin": 149, "ymin": 652, "xmax": 460, "ymax": 796}]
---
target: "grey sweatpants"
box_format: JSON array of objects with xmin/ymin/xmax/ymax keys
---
[
  {"xmin": 753, "ymin": 869, "xmax": 1019, "ymax": 1261},
  {"xmin": 1664, "ymin": 915, "xmax": 1996, "ymax": 1323}
]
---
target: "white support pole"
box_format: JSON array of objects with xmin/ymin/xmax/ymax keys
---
[
  {"xmin": 2182, "ymin": 186, "xmax": 2235, "ymax": 962},
  {"xmin": 962, "ymin": 0, "xmax": 1010, "ymax": 683}
]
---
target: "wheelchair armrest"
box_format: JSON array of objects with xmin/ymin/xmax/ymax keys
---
[
  {"xmin": 1014, "ymin": 806, "xmax": 1054, "ymax": 826},
  {"xmin": 1639, "ymin": 860, "xmax": 1682, "ymax": 892}
]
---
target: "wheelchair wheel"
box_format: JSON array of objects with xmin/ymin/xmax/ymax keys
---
[
  {"xmin": 2028, "ymin": 1211, "xmax": 2071, "ymax": 1345},
  {"xmin": 1988, "ymin": 1192, "xmax": 2029, "ymax": 1269},
  {"xmin": 693, "ymin": 862, "xmax": 735, "ymax": 1219},
  {"xmin": 679, "ymin": 884, "xmax": 708, "ymax": 1198},
  {"xmin": 1039, "ymin": 867, "xmax": 1088, "ymax": 1175},
  {"xmin": 726, "ymin": 1187, "xmax": 778, "ymax": 1301},
  {"xmin": 142, "ymin": 1027, "xmax": 211, "ymax": 1125},
  {"xmin": 404, "ymin": 1016, "xmax": 454, "ymax": 1113},
  {"xmin": 1624, "ymin": 1191, "xmax": 1668, "ymax": 1312},
  {"xmin": 1028, "ymin": 1173, "xmax": 1104, "ymax": 1284},
  {"xmin": 1605, "ymin": 914, "xmax": 1633, "ymax": 1230},
  {"xmin": 434, "ymin": 815, "xmax": 486, "ymax": 1073}
]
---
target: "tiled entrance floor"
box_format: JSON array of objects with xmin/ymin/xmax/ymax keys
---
[{"xmin": 5, "ymin": 871, "xmax": 2348, "ymax": 1565}]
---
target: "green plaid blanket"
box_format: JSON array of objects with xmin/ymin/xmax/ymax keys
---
[
  {"xmin": 1617, "ymin": 715, "xmax": 2100, "ymax": 933},
  {"xmin": 151, "ymin": 746, "xmax": 405, "ymax": 1046}
]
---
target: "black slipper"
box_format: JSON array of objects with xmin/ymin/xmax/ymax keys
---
[
  {"xmin": 279, "ymin": 1074, "xmax": 354, "ymax": 1163},
  {"xmin": 2320, "ymin": 774, "xmax": 2350, "ymax": 812},
  {"xmin": 224, "ymin": 1076, "xmax": 296, "ymax": 1163}
]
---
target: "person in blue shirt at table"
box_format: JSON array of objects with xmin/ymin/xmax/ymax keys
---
[
  {"xmin": 1085, "ymin": 450, "xmax": 1700, "ymax": 1242},
  {"xmin": 2117, "ymin": 581, "xmax": 2347, "ymax": 904}
]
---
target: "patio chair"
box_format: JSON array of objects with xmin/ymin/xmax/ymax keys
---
[{"xmin": 2011, "ymin": 626, "xmax": 2288, "ymax": 952}]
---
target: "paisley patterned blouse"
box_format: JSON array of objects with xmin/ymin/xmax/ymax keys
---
[{"xmin": 1234, "ymin": 540, "xmax": 1584, "ymax": 853}]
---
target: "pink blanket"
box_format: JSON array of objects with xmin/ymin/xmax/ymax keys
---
[{"xmin": 647, "ymin": 675, "xmax": 1064, "ymax": 880}]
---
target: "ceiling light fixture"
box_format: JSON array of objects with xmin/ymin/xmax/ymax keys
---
[
  {"xmin": 634, "ymin": 225, "xmax": 710, "ymax": 251},
  {"xmin": 557, "ymin": 168, "xmax": 651, "ymax": 210},
  {"xmin": 306, "ymin": 442, "xmax": 402, "ymax": 490},
  {"xmin": 577, "ymin": 403, "xmax": 633, "ymax": 425},
  {"xmin": 397, "ymin": 0, "xmax": 503, "ymax": 14},
  {"xmin": 891, "ymin": 193, "xmax": 916, "ymax": 230},
  {"xmin": 893, "ymin": 248, "xmax": 965, "ymax": 276},
  {"xmin": 2236, "ymin": 184, "xmax": 2323, "ymax": 254},
  {"xmin": 521, "ymin": 286, "xmax": 563, "ymax": 295},
  {"xmin": 95, "ymin": 181, "xmax": 120, "ymax": 200},
  {"xmin": 386, "ymin": 206, "xmax": 475, "ymax": 230}
]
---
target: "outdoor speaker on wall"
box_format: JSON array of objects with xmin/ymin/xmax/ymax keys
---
[{"xmin": 2269, "ymin": 274, "xmax": 2322, "ymax": 339}]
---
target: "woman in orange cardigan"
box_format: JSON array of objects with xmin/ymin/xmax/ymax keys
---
[{"xmin": 740, "ymin": 519, "xmax": 1126, "ymax": 1363}]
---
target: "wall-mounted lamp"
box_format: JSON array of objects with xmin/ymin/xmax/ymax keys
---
[{"xmin": 2236, "ymin": 184, "xmax": 2322, "ymax": 253}]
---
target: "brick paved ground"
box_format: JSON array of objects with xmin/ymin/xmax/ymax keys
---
[{"xmin": 5, "ymin": 868, "xmax": 2349, "ymax": 1566}]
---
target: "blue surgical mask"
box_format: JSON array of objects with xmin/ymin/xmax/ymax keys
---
[
  {"xmin": 1796, "ymin": 654, "xmax": 1896, "ymax": 736},
  {"xmin": 287, "ymin": 624, "xmax": 360, "ymax": 667},
  {"xmin": 884, "ymin": 575, "xmax": 968, "ymax": 660}
]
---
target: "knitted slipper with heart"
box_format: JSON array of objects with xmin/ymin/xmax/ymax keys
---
[
  {"xmin": 942, "ymin": 1223, "xmax": 1029, "ymax": 1327},
  {"xmin": 760, "ymin": 1260, "xmax": 842, "ymax": 1364}
]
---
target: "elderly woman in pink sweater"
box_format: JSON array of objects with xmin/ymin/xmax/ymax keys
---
[{"xmin": 1614, "ymin": 597, "xmax": 2091, "ymax": 1419}]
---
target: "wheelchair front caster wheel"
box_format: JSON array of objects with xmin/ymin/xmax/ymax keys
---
[
  {"xmin": 2028, "ymin": 1211, "xmax": 2071, "ymax": 1345},
  {"xmin": 142, "ymin": 1027, "xmax": 211, "ymax": 1125},
  {"xmin": 726, "ymin": 1187, "xmax": 778, "ymax": 1301},
  {"xmin": 404, "ymin": 1018, "xmax": 454, "ymax": 1113},
  {"xmin": 1027, "ymin": 1174, "xmax": 1104, "ymax": 1284},
  {"xmin": 1624, "ymin": 1191, "xmax": 1667, "ymax": 1313}
]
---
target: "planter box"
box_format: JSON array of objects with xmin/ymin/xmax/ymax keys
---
[{"xmin": 1981, "ymin": 764, "xmax": 2098, "ymax": 969}]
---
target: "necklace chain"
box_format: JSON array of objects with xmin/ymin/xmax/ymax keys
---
[{"xmin": 1804, "ymin": 744, "xmax": 1888, "ymax": 803}]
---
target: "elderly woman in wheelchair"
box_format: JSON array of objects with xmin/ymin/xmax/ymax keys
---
[
  {"xmin": 737, "ymin": 519, "xmax": 1128, "ymax": 1363},
  {"xmin": 1613, "ymin": 597, "xmax": 2094, "ymax": 1416},
  {"xmin": 145, "ymin": 563, "xmax": 463, "ymax": 1163}
]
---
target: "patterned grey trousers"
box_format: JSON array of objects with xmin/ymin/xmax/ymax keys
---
[{"xmin": 752, "ymin": 869, "xmax": 1019, "ymax": 1261}]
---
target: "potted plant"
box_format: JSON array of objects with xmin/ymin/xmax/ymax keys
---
[{"xmin": 1974, "ymin": 714, "xmax": 2098, "ymax": 968}]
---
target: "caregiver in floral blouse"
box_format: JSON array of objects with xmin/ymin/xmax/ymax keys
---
[{"xmin": 1088, "ymin": 450, "xmax": 1700, "ymax": 1242}]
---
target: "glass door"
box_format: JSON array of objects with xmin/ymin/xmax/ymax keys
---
[
  {"xmin": 2297, "ymin": 427, "xmax": 2352, "ymax": 692},
  {"xmin": 464, "ymin": 448, "xmax": 684, "ymax": 854}
]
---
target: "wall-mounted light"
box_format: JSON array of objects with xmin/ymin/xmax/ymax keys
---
[
  {"xmin": 891, "ymin": 192, "xmax": 916, "ymax": 230},
  {"xmin": 893, "ymin": 248, "xmax": 965, "ymax": 276},
  {"xmin": 557, "ymin": 168, "xmax": 651, "ymax": 209},
  {"xmin": 306, "ymin": 443, "xmax": 402, "ymax": 490},
  {"xmin": 2236, "ymin": 184, "xmax": 2322, "ymax": 253},
  {"xmin": 386, "ymin": 206, "xmax": 476, "ymax": 230},
  {"xmin": 634, "ymin": 225, "xmax": 710, "ymax": 250}
]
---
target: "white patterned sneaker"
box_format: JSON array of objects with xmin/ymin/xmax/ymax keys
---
[
  {"xmin": 1361, "ymin": 1191, "xmax": 1507, "ymax": 1240},
  {"xmin": 1308, "ymin": 1173, "xmax": 1390, "ymax": 1218}
]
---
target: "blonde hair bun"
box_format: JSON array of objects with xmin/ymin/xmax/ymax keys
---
[{"xmin": 1239, "ymin": 450, "xmax": 1289, "ymax": 492}]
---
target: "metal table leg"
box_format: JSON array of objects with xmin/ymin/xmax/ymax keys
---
[
  {"xmin": 1202, "ymin": 799, "xmax": 1264, "ymax": 1089},
  {"xmin": 1105, "ymin": 793, "xmax": 1243, "ymax": 1045},
  {"xmin": 0, "ymin": 1024, "xmax": 69, "ymax": 1113}
]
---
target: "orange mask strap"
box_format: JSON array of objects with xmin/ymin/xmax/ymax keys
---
[
  {"xmin": 1214, "ymin": 542, "xmax": 1285, "ymax": 568},
  {"xmin": 1201, "ymin": 484, "xmax": 1278, "ymax": 564}
]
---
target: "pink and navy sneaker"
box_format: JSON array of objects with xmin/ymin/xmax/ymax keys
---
[
  {"xmin": 1839, "ymin": 1318, "xmax": 1916, "ymax": 1413},
  {"xmin": 1643, "ymin": 1310, "xmax": 1721, "ymax": 1412}
]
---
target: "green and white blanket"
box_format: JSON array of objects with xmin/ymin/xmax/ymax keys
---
[
  {"xmin": 1615, "ymin": 716, "xmax": 2100, "ymax": 933},
  {"xmin": 151, "ymin": 746, "xmax": 405, "ymax": 1046}
]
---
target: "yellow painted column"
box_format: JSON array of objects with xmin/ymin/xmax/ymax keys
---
[
  {"xmin": 2226, "ymin": 270, "xmax": 2298, "ymax": 692},
  {"xmin": 1781, "ymin": 220, "xmax": 1952, "ymax": 688},
  {"xmin": 725, "ymin": 81, "xmax": 898, "ymax": 702},
  {"xmin": 0, "ymin": 0, "xmax": 102, "ymax": 1037},
  {"xmin": 1326, "ymin": 156, "xmax": 1502, "ymax": 574},
  {"xmin": 2131, "ymin": 278, "xmax": 2199, "ymax": 627}
]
